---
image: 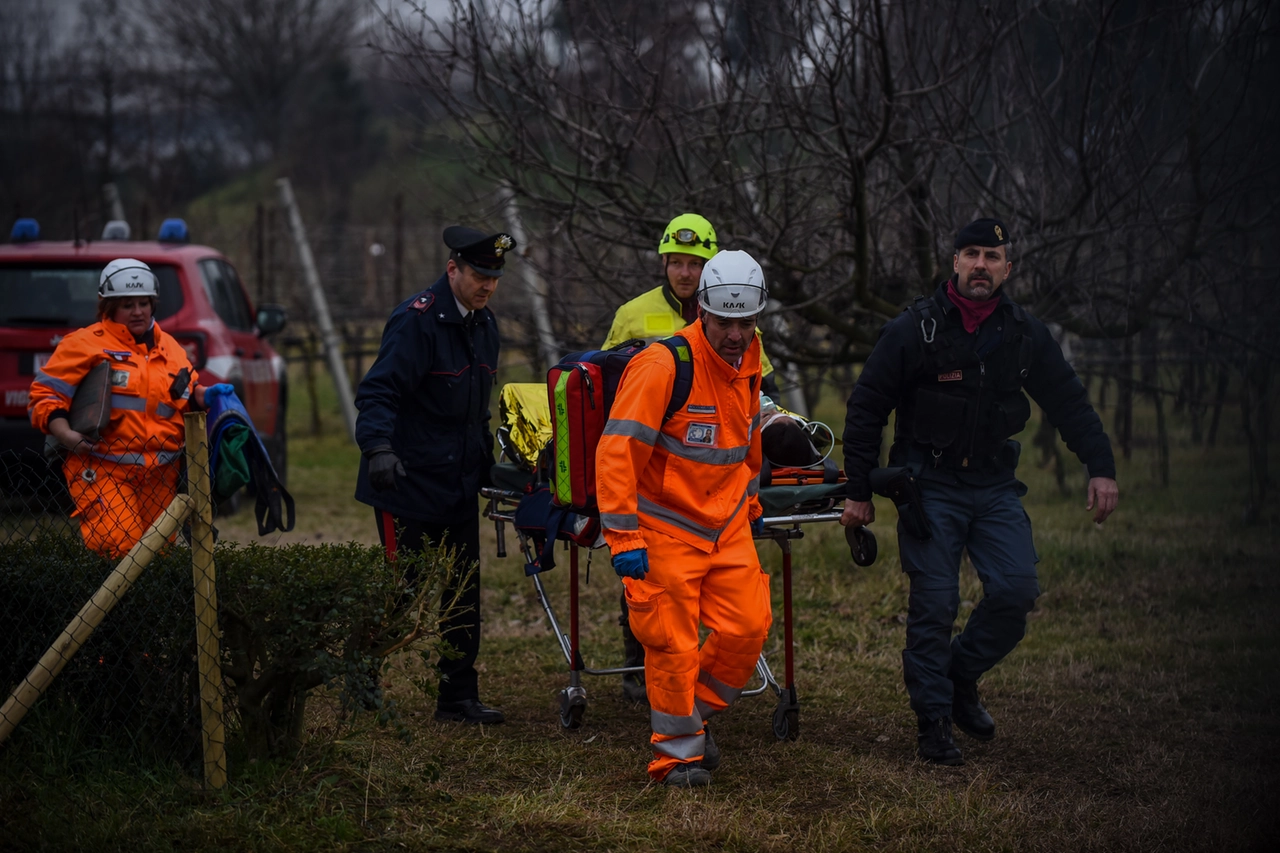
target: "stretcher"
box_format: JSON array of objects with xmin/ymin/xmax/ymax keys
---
[{"xmin": 481, "ymin": 463, "xmax": 849, "ymax": 741}]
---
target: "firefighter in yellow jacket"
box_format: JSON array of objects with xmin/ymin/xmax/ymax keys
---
[
  {"xmin": 597, "ymin": 250, "xmax": 772, "ymax": 788},
  {"xmin": 605, "ymin": 213, "xmax": 780, "ymax": 703},
  {"xmin": 28, "ymin": 258, "xmax": 229, "ymax": 557},
  {"xmin": 602, "ymin": 213, "xmax": 777, "ymax": 383}
]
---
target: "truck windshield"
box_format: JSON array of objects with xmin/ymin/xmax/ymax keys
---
[{"xmin": 0, "ymin": 264, "xmax": 183, "ymax": 326}]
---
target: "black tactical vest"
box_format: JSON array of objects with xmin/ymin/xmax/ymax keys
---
[{"xmin": 894, "ymin": 292, "xmax": 1035, "ymax": 471}]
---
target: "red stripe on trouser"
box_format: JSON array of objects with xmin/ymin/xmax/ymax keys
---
[
  {"xmin": 381, "ymin": 510, "xmax": 398, "ymax": 561},
  {"xmin": 623, "ymin": 518, "xmax": 772, "ymax": 781}
]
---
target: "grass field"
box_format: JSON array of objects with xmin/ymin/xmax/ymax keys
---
[{"xmin": 2, "ymin": 368, "xmax": 1278, "ymax": 852}]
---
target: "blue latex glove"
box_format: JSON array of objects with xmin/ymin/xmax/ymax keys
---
[
  {"xmin": 204, "ymin": 383, "xmax": 235, "ymax": 403},
  {"xmin": 751, "ymin": 517, "xmax": 765, "ymax": 537},
  {"xmin": 612, "ymin": 548, "xmax": 649, "ymax": 580}
]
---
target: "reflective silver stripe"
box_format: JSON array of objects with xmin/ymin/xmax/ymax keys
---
[
  {"xmin": 111, "ymin": 393, "xmax": 146, "ymax": 412},
  {"xmin": 156, "ymin": 403, "xmax": 177, "ymax": 418},
  {"xmin": 156, "ymin": 449, "xmax": 184, "ymax": 465},
  {"xmin": 603, "ymin": 418, "xmax": 659, "ymax": 445},
  {"xmin": 637, "ymin": 490, "xmax": 748, "ymax": 544},
  {"xmin": 748, "ymin": 411, "xmax": 761, "ymax": 439},
  {"xmin": 652, "ymin": 734, "xmax": 705, "ymax": 761},
  {"xmin": 33, "ymin": 369, "xmax": 76, "ymax": 398},
  {"xmin": 657, "ymin": 433, "xmax": 749, "ymax": 465},
  {"xmin": 90, "ymin": 450, "xmax": 146, "ymax": 465},
  {"xmin": 746, "ymin": 475, "xmax": 759, "ymax": 497},
  {"xmin": 180, "ymin": 387, "xmax": 191, "ymax": 401},
  {"xmin": 698, "ymin": 670, "xmax": 744, "ymax": 706},
  {"xmin": 694, "ymin": 697, "xmax": 716, "ymax": 722},
  {"xmin": 651, "ymin": 709, "xmax": 703, "ymax": 736},
  {"xmin": 637, "ymin": 495, "xmax": 720, "ymax": 542},
  {"xmin": 600, "ymin": 512, "xmax": 639, "ymax": 531}
]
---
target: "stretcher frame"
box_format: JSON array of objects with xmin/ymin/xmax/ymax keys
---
[{"xmin": 481, "ymin": 484, "xmax": 846, "ymax": 741}]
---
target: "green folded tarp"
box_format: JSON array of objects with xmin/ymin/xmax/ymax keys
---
[{"xmin": 213, "ymin": 422, "xmax": 253, "ymax": 502}]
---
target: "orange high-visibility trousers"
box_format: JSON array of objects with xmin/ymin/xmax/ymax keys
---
[
  {"xmin": 63, "ymin": 454, "xmax": 182, "ymax": 558},
  {"xmin": 622, "ymin": 517, "xmax": 772, "ymax": 781}
]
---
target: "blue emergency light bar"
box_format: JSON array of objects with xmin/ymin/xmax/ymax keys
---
[
  {"xmin": 158, "ymin": 218, "xmax": 189, "ymax": 243},
  {"xmin": 10, "ymin": 218, "xmax": 40, "ymax": 242}
]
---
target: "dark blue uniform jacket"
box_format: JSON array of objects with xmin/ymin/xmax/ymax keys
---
[
  {"xmin": 354, "ymin": 274, "xmax": 498, "ymax": 523},
  {"xmin": 843, "ymin": 280, "xmax": 1115, "ymax": 502}
]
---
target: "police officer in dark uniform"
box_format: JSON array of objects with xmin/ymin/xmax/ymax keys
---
[
  {"xmin": 354, "ymin": 225, "xmax": 516, "ymax": 725},
  {"xmin": 839, "ymin": 217, "xmax": 1119, "ymax": 764}
]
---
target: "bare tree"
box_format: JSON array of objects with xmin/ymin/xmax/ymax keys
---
[
  {"xmin": 145, "ymin": 0, "xmax": 361, "ymax": 162},
  {"xmin": 382, "ymin": 0, "xmax": 1273, "ymax": 345}
]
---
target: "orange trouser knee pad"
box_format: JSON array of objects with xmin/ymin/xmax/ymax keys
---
[
  {"xmin": 622, "ymin": 520, "xmax": 772, "ymax": 780},
  {"xmin": 65, "ymin": 457, "xmax": 181, "ymax": 559}
]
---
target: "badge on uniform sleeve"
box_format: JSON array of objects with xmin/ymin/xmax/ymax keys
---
[
  {"xmin": 409, "ymin": 292, "xmax": 435, "ymax": 313},
  {"xmin": 938, "ymin": 370, "xmax": 963, "ymax": 382},
  {"xmin": 684, "ymin": 422, "xmax": 717, "ymax": 447}
]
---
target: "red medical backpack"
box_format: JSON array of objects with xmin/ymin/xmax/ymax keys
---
[{"xmin": 547, "ymin": 337, "xmax": 693, "ymax": 515}]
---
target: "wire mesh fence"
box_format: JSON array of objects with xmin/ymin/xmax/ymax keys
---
[
  {"xmin": 2, "ymin": 413, "xmax": 465, "ymax": 787},
  {"xmin": 0, "ymin": 421, "xmax": 224, "ymax": 784}
]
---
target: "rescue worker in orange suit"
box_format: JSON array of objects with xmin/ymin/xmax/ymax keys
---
[
  {"xmin": 604, "ymin": 213, "xmax": 782, "ymax": 704},
  {"xmin": 597, "ymin": 249, "xmax": 772, "ymax": 788},
  {"xmin": 28, "ymin": 258, "xmax": 232, "ymax": 557}
]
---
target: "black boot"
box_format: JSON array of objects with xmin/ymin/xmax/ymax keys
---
[
  {"xmin": 949, "ymin": 672, "xmax": 996, "ymax": 741},
  {"xmin": 620, "ymin": 592, "xmax": 648, "ymax": 704},
  {"xmin": 662, "ymin": 762, "xmax": 711, "ymax": 788},
  {"xmin": 434, "ymin": 699, "xmax": 505, "ymax": 724},
  {"xmin": 701, "ymin": 725, "xmax": 720, "ymax": 771},
  {"xmin": 917, "ymin": 716, "xmax": 964, "ymax": 765}
]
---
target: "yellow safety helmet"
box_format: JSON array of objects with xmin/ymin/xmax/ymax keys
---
[{"xmin": 658, "ymin": 213, "xmax": 718, "ymax": 261}]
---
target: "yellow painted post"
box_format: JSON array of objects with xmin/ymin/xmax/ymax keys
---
[
  {"xmin": 184, "ymin": 411, "xmax": 227, "ymax": 789},
  {"xmin": 0, "ymin": 494, "xmax": 195, "ymax": 745}
]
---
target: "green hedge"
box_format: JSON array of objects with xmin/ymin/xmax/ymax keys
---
[{"xmin": 1, "ymin": 535, "xmax": 459, "ymax": 768}]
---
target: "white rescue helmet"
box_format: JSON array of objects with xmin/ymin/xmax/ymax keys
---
[
  {"xmin": 99, "ymin": 258, "xmax": 159, "ymax": 299},
  {"xmin": 696, "ymin": 250, "xmax": 767, "ymax": 319}
]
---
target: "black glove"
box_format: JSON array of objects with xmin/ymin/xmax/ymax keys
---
[{"xmin": 367, "ymin": 448, "xmax": 406, "ymax": 492}]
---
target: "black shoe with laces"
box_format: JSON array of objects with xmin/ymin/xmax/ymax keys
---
[
  {"xmin": 700, "ymin": 726, "xmax": 720, "ymax": 772},
  {"xmin": 950, "ymin": 674, "xmax": 996, "ymax": 741},
  {"xmin": 917, "ymin": 716, "xmax": 965, "ymax": 765},
  {"xmin": 662, "ymin": 762, "xmax": 712, "ymax": 788},
  {"xmin": 434, "ymin": 698, "xmax": 505, "ymax": 724}
]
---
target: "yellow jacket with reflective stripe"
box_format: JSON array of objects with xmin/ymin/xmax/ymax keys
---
[
  {"xmin": 28, "ymin": 317, "xmax": 198, "ymax": 465},
  {"xmin": 597, "ymin": 319, "xmax": 763, "ymax": 555},
  {"xmin": 602, "ymin": 285, "xmax": 775, "ymax": 378}
]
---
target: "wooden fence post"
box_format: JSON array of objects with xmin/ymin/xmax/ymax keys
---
[
  {"xmin": 184, "ymin": 412, "xmax": 227, "ymax": 789},
  {"xmin": 276, "ymin": 177, "xmax": 358, "ymax": 442},
  {"xmin": 0, "ymin": 495, "xmax": 194, "ymax": 746}
]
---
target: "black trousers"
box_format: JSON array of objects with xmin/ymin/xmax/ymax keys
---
[{"xmin": 375, "ymin": 508, "xmax": 482, "ymax": 705}]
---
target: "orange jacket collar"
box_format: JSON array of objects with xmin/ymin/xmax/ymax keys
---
[{"xmin": 99, "ymin": 316, "xmax": 167, "ymax": 357}]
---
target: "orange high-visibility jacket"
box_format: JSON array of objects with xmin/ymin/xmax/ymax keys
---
[
  {"xmin": 28, "ymin": 317, "xmax": 198, "ymax": 464},
  {"xmin": 597, "ymin": 319, "xmax": 763, "ymax": 555}
]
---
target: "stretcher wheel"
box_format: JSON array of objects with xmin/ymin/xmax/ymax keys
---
[
  {"xmin": 558, "ymin": 686, "xmax": 587, "ymax": 729},
  {"xmin": 772, "ymin": 706, "xmax": 799, "ymax": 741},
  {"xmin": 772, "ymin": 689, "xmax": 800, "ymax": 741},
  {"xmin": 847, "ymin": 525, "xmax": 877, "ymax": 567}
]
